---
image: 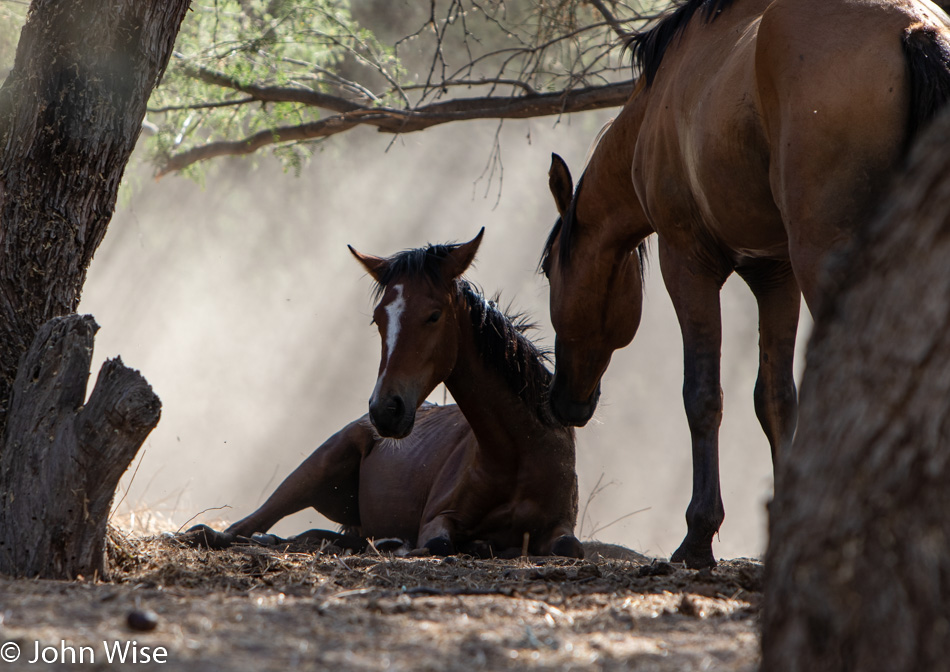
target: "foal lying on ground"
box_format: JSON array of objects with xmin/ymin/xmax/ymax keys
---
[{"xmin": 190, "ymin": 230, "xmax": 583, "ymax": 558}]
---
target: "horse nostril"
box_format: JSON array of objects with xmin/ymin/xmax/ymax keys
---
[{"xmin": 387, "ymin": 396, "xmax": 404, "ymax": 418}]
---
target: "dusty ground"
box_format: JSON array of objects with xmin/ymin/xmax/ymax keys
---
[{"xmin": 0, "ymin": 532, "xmax": 761, "ymax": 671}]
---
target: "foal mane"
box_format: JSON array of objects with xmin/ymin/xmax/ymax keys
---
[
  {"xmin": 371, "ymin": 243, "xmax": 559, "ymax": 427},
  {"xmin": 628, "ymin": 0, "xmax": 738, "ymax": 86}
]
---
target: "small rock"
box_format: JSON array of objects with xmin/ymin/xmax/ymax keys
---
[{"xmin": 127, "ymin": 609, "xmax": 159, "ymax": 632}]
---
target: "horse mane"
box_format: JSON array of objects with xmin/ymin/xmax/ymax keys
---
[
  {"xmin": 628, "ymin": 0, "xmax": 738, "ymax": 86},
  {"xmin": 370, "ymin": 243, "xmax": 560, "ymax": 427}
]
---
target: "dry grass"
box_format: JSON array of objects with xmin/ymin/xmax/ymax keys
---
[{"xmin": 0, "ymin": 531, "xmax": 762, "ymax": 671}]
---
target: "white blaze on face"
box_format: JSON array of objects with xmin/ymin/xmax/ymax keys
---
[
  {"xmin": 384, "ymin": 284, "xmax": 406, "ymax": 365},
  {"xmin": 372, "ymin": 284, "xmax": 406, "ymax": 402}
]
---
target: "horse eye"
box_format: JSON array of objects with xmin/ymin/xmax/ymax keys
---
[{"xmin": 426, "ymin": 310, "xmax": 442, "ymax": 324}]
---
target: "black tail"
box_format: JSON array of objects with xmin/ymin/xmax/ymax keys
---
[{"xmin": 902, "ymin": 26, "xmax": 950, "ymax": 149}]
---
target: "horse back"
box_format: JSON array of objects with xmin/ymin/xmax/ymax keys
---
[
  {"xmin": 755, "ymin": 0, "xmax": 950, "ymax": 244},
  {"xmin": 633, "ymin": 0, "xmax": 950, "ymax": 273}
]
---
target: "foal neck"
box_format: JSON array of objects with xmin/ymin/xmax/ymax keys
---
[{"xmin": 443, "ymin": 286, "xmax": 560, "ymax": 453}]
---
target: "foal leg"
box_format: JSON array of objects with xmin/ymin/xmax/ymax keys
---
[
  {"xmin": 225, "ymin": 419, "xmax": 374, "ymax": 538},
  {"xmin": 659, "ymin": 241, "xmax": 730, "ymax": 569},
  {"xmin": 737, "ymin": 260, "xmax": 800, "ymax": 464}
]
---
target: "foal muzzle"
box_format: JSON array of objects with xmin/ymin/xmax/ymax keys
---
[{"xmin": 369, "ymin": 393, "xmax": 416, "ymax": 438}]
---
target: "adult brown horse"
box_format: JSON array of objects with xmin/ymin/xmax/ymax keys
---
[
  {"xmin": 192, "ymin": 231, "xmax": 583, "ymax": 558},
  {"xmin": 540, "ymin": 0, "xmax": 950, "ymax": 568}
]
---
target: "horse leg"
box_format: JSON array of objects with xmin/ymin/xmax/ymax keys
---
[
  {"xmin": 659, "ymin": 240, "xmax": 729, "ymax": 569},
  {"xmin": 416, "ymin": 516, "xmax": 456, "ymax": 556},
  {"xmin": 225, "ymin": 419, "xmax": 373, "ymax": 538},
  {"xmin": 736, "ymin": 260, "xmax": 800, "ymax": 464}
]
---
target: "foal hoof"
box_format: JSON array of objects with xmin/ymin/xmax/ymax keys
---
[
  {"xmin": 423, "ymin": 535, "xmax": 455, "ymax": 556},
  {"xmin": 182, "ymin": 524, "xmax": 235, "ymax": 550},
  {"xmin": 250, "ymin": 533, "xmax": 286, "ymax": 547},
  {"xmin": 551, "ymin": 534, "xmax": 585, "ymax": 559}
]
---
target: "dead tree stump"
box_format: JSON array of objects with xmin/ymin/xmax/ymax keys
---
[{"xmin": 0, "ymin": 314, "xmax": 160, "ymax": 578}]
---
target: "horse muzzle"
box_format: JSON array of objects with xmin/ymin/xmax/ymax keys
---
[
  {"xmin": 549, "ymin": 375, "xmax": 601, "ymax": 427},
  {"xmin": 369, "ymin": 393, "xmax": 416, "ymax": 438}
]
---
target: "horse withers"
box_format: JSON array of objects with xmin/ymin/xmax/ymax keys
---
[
  {"xmin": 540, "ymin": 0, "xmax": 950, "ymax": 567},
  {"xmin": 191, "ymin": 230, "xmax": 583, "ymax": 559}
]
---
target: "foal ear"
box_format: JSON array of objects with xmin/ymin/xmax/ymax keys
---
[
  {"xmin": 549, "ymin": 153, "xmax": 574, "ymax": 218},
  {"xmin": 348, "ymin": 245, "xmax": 389, "ymax": 282},
  {"xmin": 442, "ymin": 228, "xmax": 484, "ymax": 281}
]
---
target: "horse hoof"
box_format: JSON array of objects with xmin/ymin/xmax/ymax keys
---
[
  {"xmin": 552, "ymin": 534, "xmax": 585, "ymax": 559},
  {"xmin": 670, "ymin": 543, "xmax": 717, "ymax": 569},
  {"xmin": 424, "ymin": 536, "xmax": 455, "ymax": 556},
  {"xmin": 372, "ymin": 537, "xmax": 409, "ymax": 553},
  {"xmin": 182, "ymin": 524, "xmax": 235, "ymax": 550}
]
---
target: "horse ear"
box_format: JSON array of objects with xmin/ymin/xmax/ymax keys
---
[
  {"xmin": 348, "ymin": 245, "xmax": 389, "ymax": 282},
  {"xmin": 549, "ymin": 153, "xmax": 574, "ymax": 218},
  {"xmin": 442, "ymin": 228, "xmax": 484, "ymax": 281}
]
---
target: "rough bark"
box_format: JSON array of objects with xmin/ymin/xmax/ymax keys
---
[
  {"xmin": 0, "ymin": 0, "xmax": 189, "ymax": 578},
  {"xmin": 0, "ymin": 315, "xmax": 160, "ymax": 579},
  {"xmin": 761, "ymin": 108, "xmax": 950, "ymax": 670},
  {"xmin": 0, "ymin": 0, "xmax": 189, "ymax": 427}
]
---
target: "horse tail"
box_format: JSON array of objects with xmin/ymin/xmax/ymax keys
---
[{"xmin": 901, "ymin": 24, "xmax": 950, "ymax": 150}]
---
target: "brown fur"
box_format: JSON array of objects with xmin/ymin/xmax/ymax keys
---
[{"xmin": 541, "ymin": 0, "xmax": 950, "ymax": 568}]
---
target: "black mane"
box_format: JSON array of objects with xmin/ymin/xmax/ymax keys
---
[
  {"xmin": 371, "ymin": 243, "xmax": 559, "ymax": 426},
  {"xmin": 538, "ymin": 173, "xmax": 648, "ymax": 287},
  {"xmin": 628, "ymin": 0, "xmax": 738, "ymax": 86}
]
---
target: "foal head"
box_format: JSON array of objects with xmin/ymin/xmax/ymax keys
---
[{"xmin": 349, "ymin": 230, "xmax": 484, "ymax": 438}]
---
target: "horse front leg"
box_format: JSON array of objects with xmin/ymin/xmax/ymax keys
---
[
  {"xmin": 225, "ymin": 419, "xmax": 372, "ymax": 538},
  {"xmin": 660, "ymin": 241, "xmax": 729, "ymax": 569}
]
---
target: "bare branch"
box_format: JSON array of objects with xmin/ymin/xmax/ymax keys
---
[
  {"xmin": 588, "ymin": 0, "xmax": 633, "ymax": 40},
  {"xmin": 177, "ymin": 59, "xmax": 363, "ymax": 114},
  {"xmin": 148, "ymin": 96, "xmax": 256, "ymax": 113},
  {"xmin": 156, "ymin": 80, "xmax": 636, "ymax": 177}
]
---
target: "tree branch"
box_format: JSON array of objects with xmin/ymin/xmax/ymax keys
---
[
  {"xmin": 177, "ymin": 59, "xmax": 364, "ymax": 114},
  {"xmin": 156, "ymin": 80, "xmax": 636, "ymax": 176},
  {"xmin": 588, "ymin": 0, "xmax": 633, "ymax": 40}
]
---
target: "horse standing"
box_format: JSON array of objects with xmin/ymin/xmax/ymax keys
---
[
  {"xmin": 200, "ymin": 230, "xmax": 583, "ymax": 558},
  {"xmin": 541, "ymin": 0, "xmax": 950, "ymax": 567}
]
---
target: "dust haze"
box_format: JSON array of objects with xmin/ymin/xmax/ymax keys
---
[{"xmin": 81, "ymin": 116, "xmax": 809, "ymax": 561}]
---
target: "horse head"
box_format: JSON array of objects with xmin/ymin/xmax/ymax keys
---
[
  {"xmin": 541, "ymin": 154, "xmax": 645, "ymax": 426},
  {"xmin": 349, "ymin": 229, "xmax": 484, "ymax": 438}
]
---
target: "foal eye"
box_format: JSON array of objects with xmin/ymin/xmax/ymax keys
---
[{"xmin": 426, "ymin": 310, "xmax": 442, "ymax": 324}]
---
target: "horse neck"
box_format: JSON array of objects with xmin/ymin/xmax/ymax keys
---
[
  {"xmin": 578, "ymin": 88, "xmax": 654, "ymax": 246},
  {"xmin": 443, "ymin": 299, "xmax": 557, "ymax": 461}
]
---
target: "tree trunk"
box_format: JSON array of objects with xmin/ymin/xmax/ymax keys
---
[
  {"xmin": 0, "ymin": 315, "xmax": 160, "ymax": 579},
  {"xmin": 0, "ymin": 0, "xmax": 190, "ymax": 577},
  {"xmin": 761, "ymin": 109, "xmax": 950, "ymax": 670}
]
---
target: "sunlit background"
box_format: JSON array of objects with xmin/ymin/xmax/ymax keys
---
[{"xmin": 79, "ymin": 114, "xmax": 810, "ymax": 561}]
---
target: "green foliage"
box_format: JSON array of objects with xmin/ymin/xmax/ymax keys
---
[
  {"xmin": 144, "ymin": 0, "xmax": 667, "ymax": 176},
  {"xmin": 148, "ymin": 0, "xmax": 398, "ymax": 173}
]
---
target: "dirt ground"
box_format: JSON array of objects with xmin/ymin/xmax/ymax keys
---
[{"xmin": 0, "ymin": 531, "xmax": 761, "ymax": 671}]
